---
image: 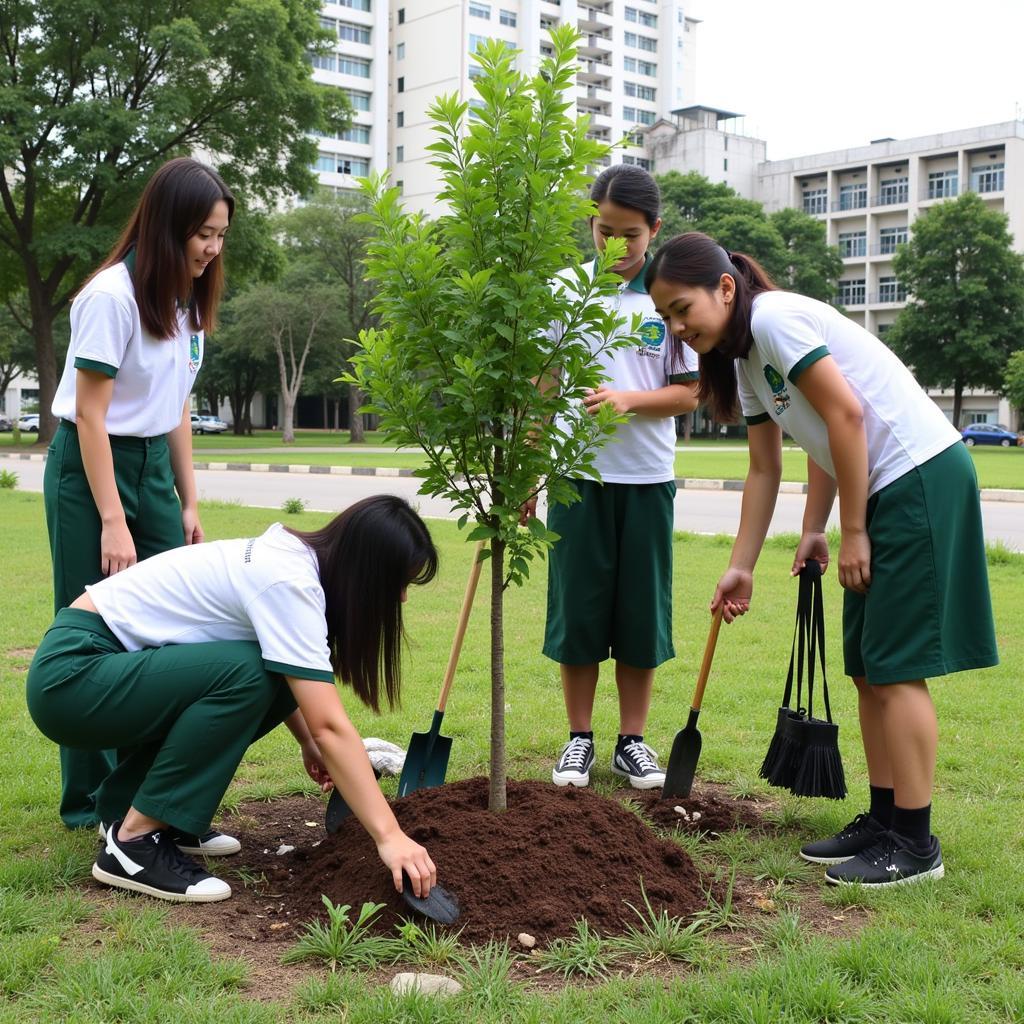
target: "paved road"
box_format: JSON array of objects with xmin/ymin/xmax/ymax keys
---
[{"xmin": 7, "ymin": 457, "xmax": 1024, "ymax": 549}]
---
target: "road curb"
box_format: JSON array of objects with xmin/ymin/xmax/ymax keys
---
[{"xmin": 3, "ymin": 451, "xmax": 1021, "ymax": 502}]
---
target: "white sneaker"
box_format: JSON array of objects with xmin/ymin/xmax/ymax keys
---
[{"xmin": 611, "ymin": 739, "xmax": 666, "ymax": 790}]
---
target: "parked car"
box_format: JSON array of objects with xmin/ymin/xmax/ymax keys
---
[
  {"xmin": 961, "ymin": 423, "xmax": 1018, "ymax": 447},
  {"xmin": 17, "ymin": 414, "xmax": 39, "ymax": 432},
  {"xmin": 0, "ymin": 415, "xmax": 11, "ymax": 431},
  {"xmin": 190, "ymin": 413, "xmax": 229, "ymax": 435}
]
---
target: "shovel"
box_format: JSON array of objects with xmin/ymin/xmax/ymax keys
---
[
  {"xmin": 397, "ymin": 540, "xmax": 485, "ymax": 797},
  {"xmin": 661, "ymin": 607, "xmax": 724, "ymax": 800}
]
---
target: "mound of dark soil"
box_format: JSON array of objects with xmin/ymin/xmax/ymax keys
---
[{"xmin": 222, "ymin": 777, "xmax": 718, "ymax": 945}]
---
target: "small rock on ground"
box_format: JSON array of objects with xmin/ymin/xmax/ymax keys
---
[
  {"xmin": 518, "ymin": 932, "xmax": 536, "ymax": 948},
  {"xmin": 390, "ymin": 973, "xmax": 463, "ymax": 997}
]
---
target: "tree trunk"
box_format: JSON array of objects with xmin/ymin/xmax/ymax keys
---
[
  {"xmin": 349, "ymin": 382, "xmax": 365, "ymax": 442},
  {"xmin": 322, "ymin": 393, "xmax": 328, "ymax": 431},
  {"xmin": 29, "ymin": 306, "xmax": 59, "ymax": 444},
  {"xmin": 488, "ymin": 536, "xmax": 507, "ymax": 812},
  {"xmin": 952, "ymin": 378, "xmax": 964, "ymax": 429},
  {"xmin": 281, "ymin": 394, "xmax": 296, "ymax": 443},
  {"xmin": 333, "ymin": 398, "xmax": 340, "ymax": 432}
]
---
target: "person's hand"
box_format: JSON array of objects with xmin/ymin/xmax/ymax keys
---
[
  {"xmin": 377, "ymin": 828, "xmax": 437, "ymax": 897},
  {"xmin": 519, "ymin": 494, "xmax": 538, "ymax": 526},
  {"xmin": 792, "ymin": 532, "xmax": 829, "ymax": 577},
  {"xmin": 182, "ymin": 505, "xmax": 204, "ymax": 546},
  {"xmin": 100, "ymin": 518, "xmax": 137, "ymax": 576},
  {"xmin": 300, "ymin": 739, "xmax": 333, "ymax": 793},
  {"xmin": 711, "ymin": 567, "xmax": 753, "ymax": 623},
  {"xmin": 838, "ymin": 528, "xmax": 871, "ymax": 593},
  {"xmin": 582, "ymin": 386, "xmax": 632, "ymax": 416}
]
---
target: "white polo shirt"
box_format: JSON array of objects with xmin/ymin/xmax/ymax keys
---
[
  {"xmin": 738, "ymin": 291, "xmax": 961, "ymax": 496},
  {"xmin": 86, "ymin": 523, "xmax": 335, "ymax": 683},
  {"xmin": 52, "ymin": 260, "xmax": 203, "ymax": 437},
  {"xmin": 552, "ymin": 258, "xmax": 699, "ymax": 484}
]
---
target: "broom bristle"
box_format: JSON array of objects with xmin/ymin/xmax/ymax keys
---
[{"xmin": 790, "ymin": 720, "xmax": 847, "ymax": 800}]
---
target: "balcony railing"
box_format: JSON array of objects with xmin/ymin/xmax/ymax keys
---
[
  {"xmin": 871, "ymin": 191, "xmax": 909, "ymax": 207},
  {"xmin": 831, "ymin": 195, "xmax": 868, "ymax": 212},
  {"xmin": 869, "ymin": 290, "xmax": 907, "ymax": 305},
  {"xmin": 870, "ymin": 241, "xmax": 906, "ymax": 256}
]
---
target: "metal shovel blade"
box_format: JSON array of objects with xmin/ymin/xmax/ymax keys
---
[
  {"xmin": 662, "ymin": 707, "xmax": 702, "ymax": 799},
  {"xmin": 396, "ymin": 710, "xmax": 451, "ymax": 798},
  {"xmin": 401, "ymin": 870, "xmax": 460, "ymax": 925},
  {"xmin": 325, "ymin": 766, "xmax": 382, "ymax": 835}
]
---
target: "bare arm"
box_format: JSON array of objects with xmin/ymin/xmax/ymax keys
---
[
  {"xmin": 285, "ymin": 677, "xmax": 436, "ymax": 896},
  {"xmin": 167, "ymin": 400, "xmax": 204, "ymax": 545},
  {"xmin": 583, "ymin": 381, "xmax": 699, "ymax": 418},
  {"xmin": 792, "ymin": 456, "xmax": 837, "ymax": 576},
  {"xmin": 75, "ymin": 369, "xmax": 136, "ymax": 575},
  {"xmin": 793, "ymin": 356, "xmax": 871, "ymax": 592},
  {"xmin": 711, "ymin": 418, "xmax": 783, "ymax": 622}
]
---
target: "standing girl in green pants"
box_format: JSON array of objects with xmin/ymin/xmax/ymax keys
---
[
  {"xmin": 44, "ymin": 158, "xmax": 232, "ymax": 847},
  {"xmin": 27, "ymin": 495, "xmax": 440, "ymax": 904}
]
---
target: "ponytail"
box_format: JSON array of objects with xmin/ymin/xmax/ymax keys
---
[{"xmin": 646, "ymin": 232, "xmax": 777, "ymax": 421}]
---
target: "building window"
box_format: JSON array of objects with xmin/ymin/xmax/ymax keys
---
[
  {"xmin": 625, "ymin": 7, "xmax": 657, "ymax": 27},
  {"xmin": 337, "ymin": 0, "xmax": 370, "ymax": 9},
  {"xmin": 315, "ymin": 152, "xmax": 369, "ymax": 177},
  {"xmin": 469, "ymin": 33, "xmax": 488, "ymax": 52},
  {"xmin": 397, "ymin": 8, "xmax": 404, "ymax": 23},
  {"xmin": 623, "ymin": 105, "xmax": 636, "ymax": 121},
  {"xmin": 469, "ymin": 1, "xmax": 491, "ymax": 18},
  {"xmin": 396, "ymin": 180, "xmax": 403, "ymax": 193},
  {"xmin": 624, "ymin": 56, "xmax": 636, "ymax": 73},
  {"xmin": 624, "ymin": 31, "xmax": 637, "ymax": 47},
  {"xmin": 624, "ymin": 81, "xmax": 656, "ymax": 101},
  {"xmin": 622, "ymin": 155, "xmax": 653, "ymax": 171},
  {"xmin": 396, "ymin": 145, "xmax": 404, "ymax": 162},
  {"xmin": 337, "ymin": 21, "xmax": 371, "ymax": 44},
  {"xmin": 877, "ymin": 322, "xmax": 892, "ymax": 337},
  {"xmin": 927, "ymin": 169, "xmax": 958, "ymax": 199},
  {"xmin": 637, "ymin": 59, "xmax": 657, "ymax": 76},
  {"xmin": 723, "ymin": 157, "xmax": 728, "ymax": 171},
  {"xmin": 499, "ymin": 8, "xmax": 516, "ymax": 26},
  {"xmin": 802, "ymin": 187, "xmax": 827, "ymax": 215},
  {"xmin": 838, "ymin": 231, "xmax": 867, "ymax": 258},
  {"xmin": 625, "ymin": 7, "xmax": 637, "ymax": 21},
  {"xmin": 836, "ymin": 279, "xmax": 866, "ymax": 306},
  {"xmin": 878, "ymin": 226, "xmax": 908, "ymax": 254},
  {"xmin": 637, "ymin": 35, "xmax": 657, "ymax": 52},
  {"xmin": 877, "ymin": 276, "xmax": 906, "ymax": 303},
  {"xmin": 971, "ymin": 162, "xmax": 1004, "ymax": 193},
  {"xmin": 397, "ymin": 76, "xmax": 404, "ymax": 92},
  {"xmin": 344, "ymin": 89, "xmax": 371, "ymax": 111},
  {"xmin": 878, "ymin": 176, "xmax": 908, "ymax": 205},
  {"xmin": 340, "ymin": 125, "xmax": 371, "ymax": 144},
  {"xmin": 312, "ymin": 54, "xmax": 372, "ymax": 77},
  {"xmin": 468, "ymin": 64, "xmax": 484, "ymax": 79},
  {"xmin": 396, "ymin": 42, "xmax": 405, "ymax": 59},
  {"xmin": 838, "ymin": 182, "xmax": 867, "ymax": 211},
  {"xmin": 396, "ymin": 110, "xmax": 404, "ymax": 127}
]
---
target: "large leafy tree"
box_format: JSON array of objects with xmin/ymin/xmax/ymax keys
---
[
  {"xmin": 1004, "ymin": 349, "xmax": 1024, "ymax": 422},
  {"xmin": 0, "ymin": 0, "xmax": 349, "ymax": 442},
  {"xmin": 889, "ymin": 192, "xmax": 1024, "ymax": 427},
  {"xmin": 348, "ymin": 29, "xmax": 632, "ymax": 812}
]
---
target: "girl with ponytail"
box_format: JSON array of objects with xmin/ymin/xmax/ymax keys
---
[{"xmin": 647, "ymin": 232, "xmax": 997, "ymax": 888}]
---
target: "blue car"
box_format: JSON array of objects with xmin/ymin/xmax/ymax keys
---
[{"xmin": 961, "ymin": 423, "xmax": 1018, "ymax": 447}]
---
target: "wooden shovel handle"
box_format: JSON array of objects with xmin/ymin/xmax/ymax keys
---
[
  {"xmin": 436, "ymin": 540, "xmax": 485, "ymax": 713},
  {"xmin": 690, "ymin": 607, "xmax": 724, "ymax": 713}
]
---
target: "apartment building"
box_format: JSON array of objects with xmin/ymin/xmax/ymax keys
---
[
  {"xmin": 309, "ymin": 1, "xmax": 700, "ymax": 213},
  {"xmin": 756, "ymin": 121, "xmax": 1024, "ymax": 427}
]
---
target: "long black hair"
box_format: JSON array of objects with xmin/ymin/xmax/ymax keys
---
[
  {"xmin": 646, "ymin": 232, "xmax": 777, "ymax": 421},
  {"xmin": 287, "ymin": 495, "xmax": 437, "ymax": 712},
  {"xmin": 590, "ymin": 164, "xmax": 661, "ymax": 227},
  {"xmin": 90, "ymin": 157, "xmax": 235, "ymax": 338}
]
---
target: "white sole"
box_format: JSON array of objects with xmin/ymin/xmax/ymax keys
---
[
  {"xmin": 825, "ymin": 863, "xmax": 945, "ymax": 888},
  {"xmin": 174, "ymin": 839, "xmax": 241, "ymax": 857},
  {"xmin": 799, "ymin": 851, "xmax": 856, "ymax": 866},
  {"xmin": 552, "ymin": 771, "xmax": 590, "ymax": 787},
  {"xmin": 610, "ymin": 766, "xmax": 665, "ymax": 790},
  {"xmin": 92, "ymin": 864, "xmax": 231, "ymax": 903}
]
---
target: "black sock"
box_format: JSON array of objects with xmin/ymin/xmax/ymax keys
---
[
  {"xmin": 569, "ymin": 730, "xmax": 593, "ymax": 741},
  {"xmin": 617, "ymin": 733, "xmax": 643, "ymax": 749},
  {"xmin": 869, "ymin": 785, "xmax": 895, "ymax": 828},
  {"xmin": 891, "ymin": 804, "xmax": 931, "ymax": 852}
]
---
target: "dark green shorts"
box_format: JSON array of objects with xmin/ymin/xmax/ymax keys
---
[
  {"xmin": 843, "ymin": 442, "xmax": 999, "ymax": 684},
  {"xmin": 543, "ymin": 480, "xmax": 675, "ymax": 669}
]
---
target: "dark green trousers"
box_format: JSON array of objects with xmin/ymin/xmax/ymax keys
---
[
  {"xmin": 43, "ymin": 421, "xmax": 185, "ymax": 828},
  {"xmin": 26, "ymin": 610, "xmax": 297, "ymax": 835}
]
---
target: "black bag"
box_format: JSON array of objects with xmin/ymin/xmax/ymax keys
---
[{"xmin": 759, "ymin": 560, "xmax": 846, "ymax": 800}]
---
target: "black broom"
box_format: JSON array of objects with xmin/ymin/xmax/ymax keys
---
[{"xmin": 788, "ymin": 558, "xmax": 846, "ymax": 800}]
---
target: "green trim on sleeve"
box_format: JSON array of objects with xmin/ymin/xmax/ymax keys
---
[
  {"xmin": 787, "ymin": 345, "xmax": 829, "ymax": 384},
  {"xmin": 74, "ymin": 357, "xmax": 118, "ymax": 379},
  {"xmin": 669, "ymin": 371, "xmax": 700, "ymax": 384},
  {"xmin": 745, "ymin": 412, "xmax": 772, "ymax": 426},
  {"xmin": 263, "ymin": 659, "xmax": 335, "ymax": 683}
]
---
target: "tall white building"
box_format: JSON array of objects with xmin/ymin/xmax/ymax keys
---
[{"xmin": 310, "ymin": 0, "xmax": 700, "ymax": 213}]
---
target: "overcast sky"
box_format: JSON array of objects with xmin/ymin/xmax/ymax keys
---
[{"xmin": 694, "ymin": 0, "xmax": 1024, "ymax": 160}]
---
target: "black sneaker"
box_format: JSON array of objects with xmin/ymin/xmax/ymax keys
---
[
  {"xmin": 100, "ymin": 822, "xmax": 240, "ymax": 857},
  {"xmin": 92, "ymin": 821, "xmax": 231, "ymax": 902},
  {"xmin": 825, "ymin": 832, "xmax": 944, "ymax": 887},
  {"xmin": 552, "ymin": 737, "xmax": 596, "ymax": 787},
  {"xmin": 611, "ymin": 739, "xmax": 666, "ymax": 790},
  {"xmin": 799, "ymin": 812, "xmax": 887, "ymax": 865}
]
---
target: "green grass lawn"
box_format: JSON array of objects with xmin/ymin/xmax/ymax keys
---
[{"xmin": 1, "ymin": 490, "xmax": 1022, "ymax": 1021}]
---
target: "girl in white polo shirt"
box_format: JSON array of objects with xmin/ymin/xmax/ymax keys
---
[
  {"xmin": 538, "ymin": 166, "xmax": 700, "ymax": 792},
  {"xmin": 26, "ymin": 495, "xmax": 439, "ymax": 904},
  {"xmin": 647, "ymin": 231, "xmax": 998, "ymax": 888},
  {"xmin": 44, "ymin": 158, "xmax": 232, "ymax": 844}
]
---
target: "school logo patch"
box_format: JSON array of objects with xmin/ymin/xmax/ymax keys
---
[
  {"xmin": 635, "ymin": 317, "xmax": 666, "ymax": 359},
  {"xmin": 763, "ymin": 363, "xmax": 791, "ymax": 415},
  {"xmin": 188, "ymin": 334, "xmax": 201, "ymax": 374}
]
